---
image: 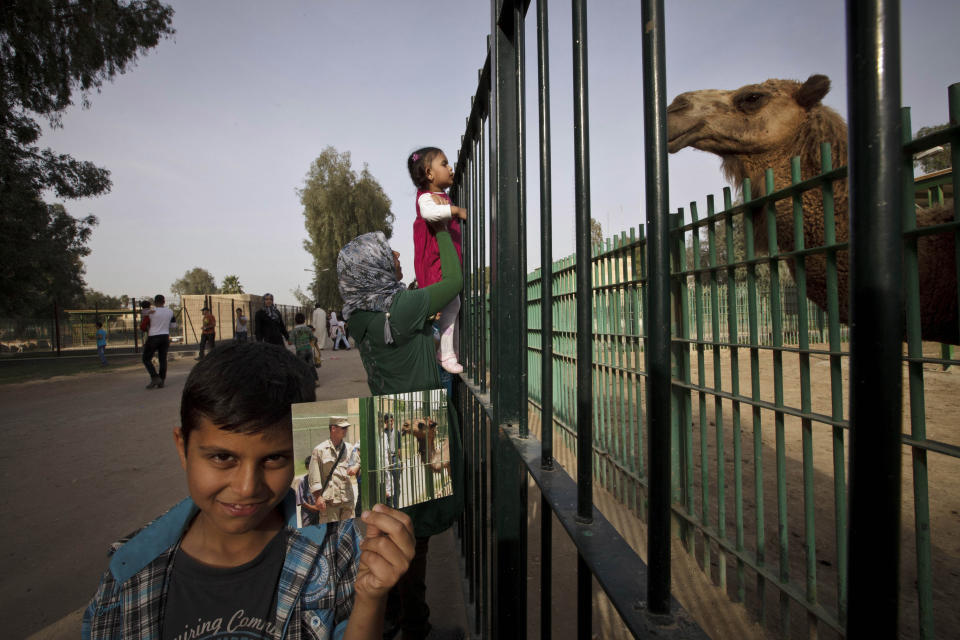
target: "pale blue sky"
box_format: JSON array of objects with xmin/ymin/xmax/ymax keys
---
[{"xmin": 39, "ymin": 0, "xmax": 960, "ymax": 305}]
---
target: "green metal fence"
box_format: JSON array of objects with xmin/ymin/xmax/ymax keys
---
[{"xmin": 450, "ymin": 1, "xmax": 958, "ymax": 638}]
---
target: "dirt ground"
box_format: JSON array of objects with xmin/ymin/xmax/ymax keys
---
[{"xmin": 532, "ymin": 340, "xmax": 960, "ymax": 639}]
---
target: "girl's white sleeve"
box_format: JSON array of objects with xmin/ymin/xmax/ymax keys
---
[{"xmin": 417, "ymin": 193, "xmax": 452, "ymax": 222}]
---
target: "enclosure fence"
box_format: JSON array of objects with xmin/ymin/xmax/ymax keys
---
[{"xmin": 451, "ymin": 1, "xmax": 958, "ymax": 639}]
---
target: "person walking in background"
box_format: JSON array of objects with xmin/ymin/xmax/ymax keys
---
[
  {"xmin": 290, "ymin": 312, "xmax": 318, "ymax": 382},
  {"xmin": 381, "ymin": 412, "xmax": 401, "ymax": 509},
  {"xmin": 234, "ymin": 307, "xmax": 248, "ymax": 342},
  {"xmin": 255, "ymin": 292, "xmax": 290, "ymax": 346},
  {"xmin": 311, "ymin": 304, "xmax": 330, "ymax": 350},
  {"xmin": 95, "ymin": 321, "xmax": 107, "ymax": 366},
  {"xmin": 143, "ymin": 294, "xmax": 175, "ymax": 389},
  {"xmin": 197, "ymin": 306, "xmax": 215, "ymax": 360},
  {"xmin": 329, "ymin": 311, "xmax": 350, "ymax": 350}
]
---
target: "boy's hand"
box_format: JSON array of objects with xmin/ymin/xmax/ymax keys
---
[
  {"xmin": 355, "ymin": 504, "xmax": 415, "ymax": 600},
  {"xmin": 451, "ymin": 206, "xmax": 468, "ymax": 221}
]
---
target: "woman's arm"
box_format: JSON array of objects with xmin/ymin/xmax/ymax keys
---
[{"xmin": 424, "ymin": 230, "xmax": 463, "ymax": 316}]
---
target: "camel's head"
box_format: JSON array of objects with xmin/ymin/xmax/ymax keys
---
[{"xmin": 667, "ymin": 75, "xmax": 832, "ymax": 156}]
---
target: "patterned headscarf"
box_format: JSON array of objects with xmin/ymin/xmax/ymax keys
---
[{"xmin": 337, "ymin": 232, "xmax": 406, "ymax": 342}]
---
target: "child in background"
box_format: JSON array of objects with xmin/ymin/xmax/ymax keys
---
[
  {"xmin": 234, "ymin": 308, "xmax": 249, "ymax": 342},
  {"xmin": 197, "ymin": 306, "xmax": 216, "ymax": 360},
  {"xmin": 83, "ymin": 342, "xmax": 415, "ymax": 639},
  {"xmin": 138, "ymin": 300, "xmax": 152, "ymax": 335},
  {"xmin": 291, "ymin": 312, "xmax": 318, "ymax": 381},
  {"xmin": 407, "ymin": 147, "xmax": 467, "ymax": 374},
  {"xmin": 95, "ymin": 322, "xmax": 107, "ymax": 366}
]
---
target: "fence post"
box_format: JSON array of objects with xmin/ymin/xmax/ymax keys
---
[
  {"xmin": 489, "ymin": 0, "xmax": 527, "ymax": 636},
  {"xmin": 53, "ymin": 300, "xmax": 61, "ymax": 356},
  {"xmin": 845, "ymin": 0, "xmax": 904, "ymax": 636},
  {"xmin": 641, "ymin": 0, "xmax": 674, "ymax": 617},
  {"xmin": 131, "ymin": 296, "xmax": 138, "ymax": 353}
]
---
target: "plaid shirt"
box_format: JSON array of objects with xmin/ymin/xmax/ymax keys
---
[{"xmin": 82, "ymin": 491, "xmax": 359, "ymax": 640}]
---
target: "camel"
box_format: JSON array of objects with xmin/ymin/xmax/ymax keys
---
[
  {"xmin": 667, "ymin": 74, "xmax": 957, "ymax": 344},
  {"xmin": 401, "ymin": 418, "xmax": 450, "ymax": 474}
]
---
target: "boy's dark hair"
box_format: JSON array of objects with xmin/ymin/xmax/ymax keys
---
[
  {"xmin": 140, "ymin": 300, "xmax": 151, "ymax": 309},
  {"xmin": 96, "ymin": 321, "xmax": 103, "ymax": 328},
  {"xmin": 202, "ymin": 306, "xmax": 210, "ymax": 312},
  {"xmin": 295, "ymin": 312, "xmax": 305, "ymax": 324},
  {"xmin": 180, "ymin": 342, "xmax": 316, "ymax": 446},
  {"xmin": 154, "ymin": 294, "xmax": 165, "ymax": 304},
  {"xmin": 407, "ymin": 146, "xmax": 442, "ymax": 190}
]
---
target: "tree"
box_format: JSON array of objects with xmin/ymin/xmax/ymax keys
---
[
  {"xmin": 914, "ymin": 124, "xmax": 952, "ymax": 174},
  {"xmin": 590, "ymin": 218, "xmax": 604, "ymax": 249},
  {"xmin": 0, "ymin": 1, "xmax": 174, "ymax": 317},
  {"xmin": 171, "ymin": 268, "xmax": 219, "ymax": 296},
  {"xmin": 81, "ymin": 289, "xmax": 124, "ymax": 309},
  {"xmin": 220, "ymin": 275, "xmax": 244, "ymax": 294},
  {"xmin": 290, "ymin": 286, "xmax": 312, "ymax": 309},
  {"xmin": 300, "ymin": 147, "xmax": 394, "ymax": 310},
  {"xmin": 0, "ymin": 202, "xmax": 97, "ymax": 316}
]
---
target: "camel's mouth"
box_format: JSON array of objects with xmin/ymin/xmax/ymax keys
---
[{"xmin": 666, "ymin": 122, "xmax": 704, "ymax": 153}]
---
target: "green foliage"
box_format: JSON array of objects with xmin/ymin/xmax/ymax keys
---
[
  {"xmin": 590, "ymin": 218, "xmax": 603, "ymax": 249},
  {"xmin": 914, "ymin": 124, "xmax": 952, "ymax": 174},
  {"xmin": 300, "ymin": 147, "xmax": 394, "ymax": 310},
  {"xmin": 171, "ymin": 268, "xmax": 219, "ymax": 296},
  {"xmin": 0, "ymin": 201, "xmax": 97, "ymax": 316},
  {"xmin": 290, "ymin": 286, "xmax": 312, "ymax": 308},
  {"xmin": 81, "ymin": 289, "xmax": 124, "ymax": 309},
  {"xmin": 0, "ymin": 0, "xmax": 174, "ymax": 317},
  {"xmin": 220, "ymin": 274, "xmax": 244, "ymax": 294}
]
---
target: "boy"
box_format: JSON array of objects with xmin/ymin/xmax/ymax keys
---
[
  {"xmin": 197, "ymin": 306, "xmax": 216, "ymax": 360},
  {"xmin": 290, "ymin": 312, "xmax": 318, "ymax": 381},
  {"xmin": 95, "ymin": 321, "xmax": 107, "ymax": 366},
  {"xmin": 83, "ymin": 342, "xmax": 415, "ymax": 639}
]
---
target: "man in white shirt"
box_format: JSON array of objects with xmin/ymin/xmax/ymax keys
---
[
  {"xmin": 143, "ymin": 294, "xmax": 176, "ymax": 389},
  {"xmin": 311, "ymin": 304, "xmax": 329, "ymax": 350}
]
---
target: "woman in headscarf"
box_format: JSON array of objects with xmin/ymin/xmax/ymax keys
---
[
  {"xmin": 337, "ymin": 229, "xmax": 461, "ymax": 395},
  {"xmin": 329, "ymin": 311, "xmax": 350, "ymax": 350},
  {"xmin": 254, "ymin": 292, "xmax": 290, "ymax": 346}
]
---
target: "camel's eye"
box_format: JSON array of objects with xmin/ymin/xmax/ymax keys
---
[{"xmin": 735, "ymin": 91, "xmax": 769, "ymax": 113}]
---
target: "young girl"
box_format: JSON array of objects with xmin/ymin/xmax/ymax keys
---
[{"xmin": 407, "ymin": 147, "xmax": 467, "ymax": 374}]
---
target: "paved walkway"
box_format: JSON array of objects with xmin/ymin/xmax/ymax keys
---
[{"xmin": 3, "ymin": 347, "xmax": 468, "ymax": 639}]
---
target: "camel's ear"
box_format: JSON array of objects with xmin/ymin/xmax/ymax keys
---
[{"xmin": 796, "ymin": 74, "xmax": 830, "ymax": 109}]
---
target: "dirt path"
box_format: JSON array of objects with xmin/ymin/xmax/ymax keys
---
[{"xmin": 0, "ymin": 347, "xmax": 371, "ymax": 638}]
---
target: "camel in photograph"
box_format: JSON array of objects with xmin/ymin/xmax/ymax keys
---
[{"xmin": 667, "ymin": 74, "xmax": 957, "ymax": 344}]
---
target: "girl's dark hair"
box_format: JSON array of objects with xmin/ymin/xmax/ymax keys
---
[
  {"xmin": 180, "ymin": 341, "xmax": 316, "ymax": 446},
  {"xmin": 407, "ymin": 146, "xmax": 443, "ymax": 190}
]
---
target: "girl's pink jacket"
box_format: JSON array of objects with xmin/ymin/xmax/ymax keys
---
[{"xmin": 413, "ymin": 190, "xmax": 463, "ymax": 287}]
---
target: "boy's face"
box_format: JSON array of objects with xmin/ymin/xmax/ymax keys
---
[{"xmin": 174, "ymin": 417, "xmax": 294, "ymax": 540}]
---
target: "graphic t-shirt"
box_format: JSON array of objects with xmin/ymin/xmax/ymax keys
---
[{"xmin": 161, "ymin": 530, "xmax": 286, "ymax": 640}]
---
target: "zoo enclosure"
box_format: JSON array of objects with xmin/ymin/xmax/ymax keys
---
[{"xmin": 450, "ymin": 1, "xmax": 958, "ymax": 639}]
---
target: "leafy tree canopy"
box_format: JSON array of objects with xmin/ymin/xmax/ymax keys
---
[
  {"xmin": 80, "ymin": 288, "xmax": 124, "ymax": 309},
  {"xmin": 300, "ymin": 147, "xmax": 394, "ymax": 310},
  {"xmin": 914, "ymin": 124, "xmax": 952, "ymax": 174},
  {"xmin": 590, "ymin": 218, "xmax": 603, "ymax": 248},
  {"xmin": 0, "ymin": 202, "xmax": 97, "ymax": 316},
  {"xmin": 172, "ymin": 268, "xmax": 218, "ymax": 296},
  {"xmin": 0, "ymin": 0, "xmax": 174, "ymax": 317},
  {"xmin": 220, "ymin": 274, "xmax": 244, "ymax": 294}
]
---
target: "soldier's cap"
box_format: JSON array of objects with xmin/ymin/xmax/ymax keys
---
[
  {"xmin": 328, "ymin": 416, "xmax": 351, "ymax": 428},
  {"xmin": 383, "ymin": 412, "xmax": 394, "ymax": 421}
]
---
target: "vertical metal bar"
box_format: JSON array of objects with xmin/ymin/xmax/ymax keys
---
[
  {"xmin": 571, "ymin": 0, "xmax": 594, "ymax": 633},
  {"xmin": 641, "ymin": 0, "xmax": 672, "ymax": 614},
  {"xmin": 537, "ymin": 1, "xmax": 555, "ymax": 635},
  {"xmin": 359, "ymin": 397, "xmax": 375, "ymax": 514},
  {"xmin": 901, "ymin": 107, "xmax": 933, "ymax": 640},
  {"xmin": 490, "ymin": 2, "xmax": 527, "ymax": 635},
  {"xmin": 845, "ymin": 0, "xmax": 903, "ymax": 636},
  {"xmin": 54, "ymin": 301, "xmax": 61, "ymax": 356},
  {"xmin": 571, "ymin": 0, "xmax": 593, "ymax": 525},
  {"xmin": 516, "ymin": 0, "xmax": 528, "ymax": 439}
]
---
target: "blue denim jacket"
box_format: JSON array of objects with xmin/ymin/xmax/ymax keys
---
[{"xmin": 82, "ymin": 490, "xmax": 359, "ymax": 640}]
